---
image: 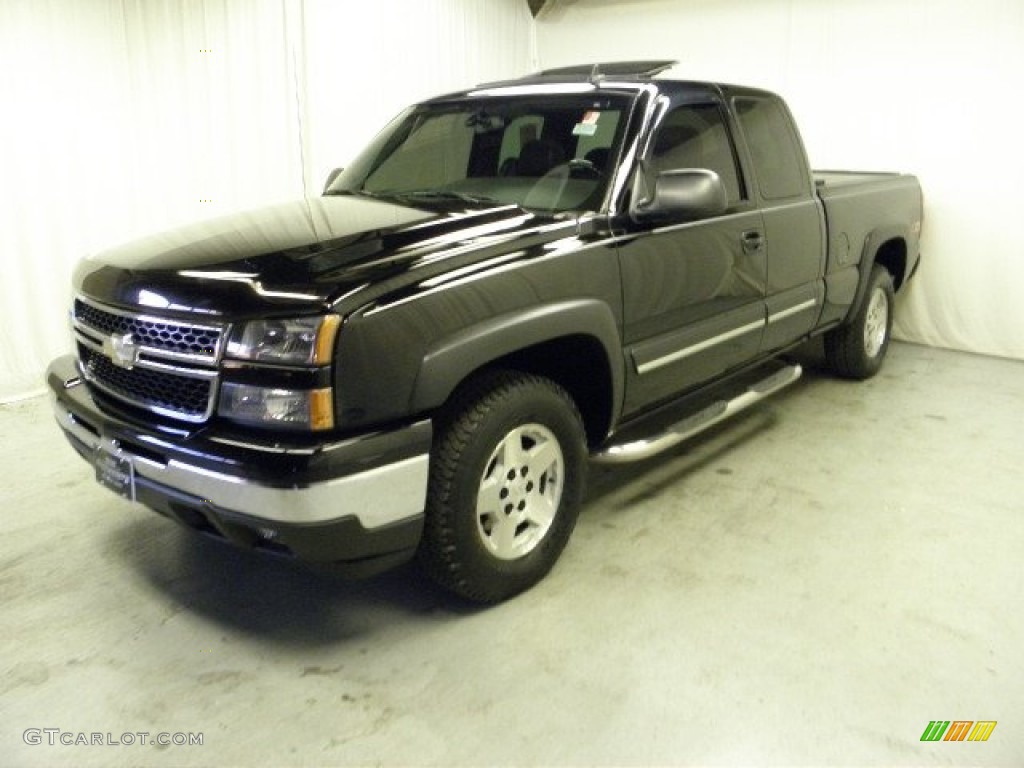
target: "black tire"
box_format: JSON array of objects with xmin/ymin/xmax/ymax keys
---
[
  {"xmin": 824, "ymin": 264, "xmax": 895, "ymax": 380},
  {"xmin": 418, "ymin": 370, "xmax": 587, "ymax": 603}
]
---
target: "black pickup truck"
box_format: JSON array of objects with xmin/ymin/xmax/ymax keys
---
[{"xmin": 48, "ymin": 61, "xmax": 922, "ymax": 602}]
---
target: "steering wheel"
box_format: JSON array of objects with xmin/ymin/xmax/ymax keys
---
[{"xmin": 567, "ymin": 158, "xmax": 603, "ymax": 178}]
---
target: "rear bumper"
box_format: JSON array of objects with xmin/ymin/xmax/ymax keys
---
[{"xmin": 47, "ymin": 354, "xmax": 431, "ymax": 574}]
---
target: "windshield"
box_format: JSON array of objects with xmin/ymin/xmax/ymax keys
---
[{"xmin": 326, "ymin": 93, "xmax": 633, "ymax": 214}]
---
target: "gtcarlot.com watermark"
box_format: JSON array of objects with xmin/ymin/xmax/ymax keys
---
[{"xmin": 23, "ymin": 728, "xmax": 203, "ymax": 747}]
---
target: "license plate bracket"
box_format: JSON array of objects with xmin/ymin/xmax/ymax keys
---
[{"xmin": 94, "ymin": 442, "xmax": 136, "ymax": 502}]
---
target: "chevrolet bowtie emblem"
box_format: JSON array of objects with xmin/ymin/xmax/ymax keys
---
[{"xmin": 103, "ymin": 332, "xmax": 140, "ymax": 369}]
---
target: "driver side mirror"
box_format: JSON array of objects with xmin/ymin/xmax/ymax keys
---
[{"xmin": 632, "ymin": 169, "xmax": 728, "ymax": 224}]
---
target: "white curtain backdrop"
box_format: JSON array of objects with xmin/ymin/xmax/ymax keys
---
[
  {"xmin": 537, "ymin": 0, "xmax": 1024, "ymax": 363},
  {"xmin": 0, "ymin": 0, "xmax": 535, "ymax": 402},
  {"xmin": 7, "ymin": 0, "xmax": 1018, "ymax": 402}
]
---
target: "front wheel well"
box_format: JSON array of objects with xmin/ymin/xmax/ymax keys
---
[{"xmin": 442, "ymin": 335, "xmax": 614, "ymax": 449}]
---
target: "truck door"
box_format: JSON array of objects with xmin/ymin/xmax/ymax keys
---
[
  {"xmin": 618, "ymin": 99, "xmax": 767, "ymax": 417},
  {"xmin": 731, "ymin": 94, "xmax": 826, "ymax": 352}
]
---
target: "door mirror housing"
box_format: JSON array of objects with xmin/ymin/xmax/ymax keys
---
[{"xmin": 632, "ymin": 169, "xmax": 728, "ymax": 224}]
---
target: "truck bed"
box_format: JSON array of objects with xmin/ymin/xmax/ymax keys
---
[
  {"xmin": 814, "ymin": 169, "xmax": 909, "ymax": 189},
  {"xmin": 812, "ymin": 168, "xmax": 923, "ymax": 306}
]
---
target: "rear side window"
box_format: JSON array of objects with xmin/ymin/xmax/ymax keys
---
[
  {"xmin": 648, "ymin": 103, "xmax": 742, "ymax": 203},
  {"xmin": 733, "ymin": 96, "xmax": 808, "ymax": 200}
]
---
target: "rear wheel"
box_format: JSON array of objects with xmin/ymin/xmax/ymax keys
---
[
  {"xmin": 825, "ymin": 264, "xmax": 895, "ymax": 380},
  {"xmin": 418, "ymin": 371, "xmax": 586, "ymax": 603}
]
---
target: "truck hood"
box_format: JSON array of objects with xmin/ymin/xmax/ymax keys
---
[{"xmin": 74, "ymin": 195, "xmax": 544, "ymax": 317}]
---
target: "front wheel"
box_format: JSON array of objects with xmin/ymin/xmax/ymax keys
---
[
  {"xmin": 418, "ymin": 371, "xmax": 587, "ymax": 603},
  {"xmin": 824, "ymin": 264, "xmax": 895, "ymax": 380}
]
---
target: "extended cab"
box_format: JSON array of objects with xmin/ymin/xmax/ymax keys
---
[{"xmin": 48, "ymin": 61, "xmax": 922, "ymax": 602}]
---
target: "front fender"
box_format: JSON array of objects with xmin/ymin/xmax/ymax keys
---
[{"xmin": 410, "ymin": 298, "xmax": 624, "ymax": 423}]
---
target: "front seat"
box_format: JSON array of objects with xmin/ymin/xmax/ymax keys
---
[
  {"xmin": 584, "ymin": 147, "xmax": 611, "ymax": 174},
  {"xmin": 516, "ymin": 139, "xmax": 565, "ymax": 177}
]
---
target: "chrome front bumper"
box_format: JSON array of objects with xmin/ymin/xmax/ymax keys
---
[{"xmin": 47, "ymin": 355, "xmax": 431, "ymax": 569}]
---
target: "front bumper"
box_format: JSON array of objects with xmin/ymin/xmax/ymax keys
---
[{"xmin": 47, "ymin": 354, "xmax": 431, "ymax": 574}]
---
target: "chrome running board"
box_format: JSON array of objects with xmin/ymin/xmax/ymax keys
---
[{"xmin": 592, "ymin": 364, "xmax": 802, "ymax": 465}]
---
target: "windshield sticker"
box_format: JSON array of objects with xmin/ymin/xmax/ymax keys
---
[{"xmin": 572, "ymin": 111, "xmax": 601, "ymax": 136}]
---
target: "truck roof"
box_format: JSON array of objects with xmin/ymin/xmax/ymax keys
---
[
  {"xmin": 517, "ymin": 60, "xmax": 679, "ymax": 81},
  {"xmin": 430, "ymin": 60, "xmax": 776, "ymax": 104}
]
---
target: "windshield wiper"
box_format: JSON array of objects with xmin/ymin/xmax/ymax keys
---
[
  {"xmin": 323, "ymin": 188, "xmax": 387, "ymax": 199},
  {"xmin": 387, "ymin": 190, "xmax": 503, "ymax": 207}
]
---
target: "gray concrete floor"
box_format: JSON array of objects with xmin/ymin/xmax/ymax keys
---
[{"xmin": 1, "ymin": 341, "xmax": 1022, "ymax": 767}]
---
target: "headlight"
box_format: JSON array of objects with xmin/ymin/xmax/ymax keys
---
[
  {"xmin": 226, "ymin": 315, "xmax": 341, "ymax": 365},
  {"xmin": 218, "ymin": 384, "xmax": 334, "ymax": 431}
]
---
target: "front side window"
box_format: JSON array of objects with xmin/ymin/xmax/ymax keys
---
[
  {"xmin": 328, "ymin": 93, "xmax": 632, "ymax": 215},
  {"xmin": 648, "ymin": 103, "xmax": 743, "ymax": 203}
]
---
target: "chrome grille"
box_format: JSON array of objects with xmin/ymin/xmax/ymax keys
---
[
  {"xmin": 79, "ymin": 346, "xmax": 213, "ymax": 420},
  {"xmin": 73, "ymin": 298, "xmax": 222, "ymax": 360},
  {"xmin": 72, "ymin": 297, "xmax": 224, "ymax": 423}
]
